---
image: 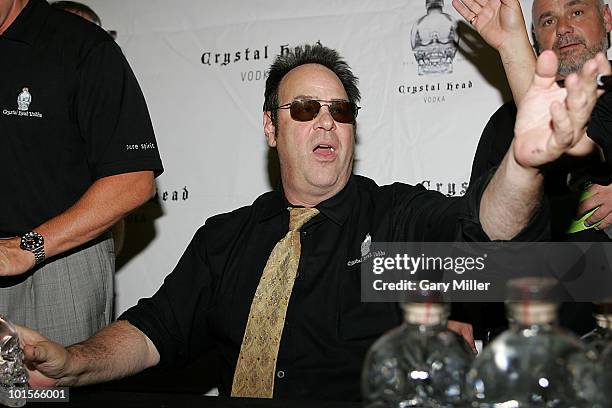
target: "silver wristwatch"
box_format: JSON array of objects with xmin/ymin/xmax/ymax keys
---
[{"xmin": 19, "ymin": 231, "xmax": 45, "ymax": 265}]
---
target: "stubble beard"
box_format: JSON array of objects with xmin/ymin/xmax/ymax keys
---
[{"xmin": 555, "ymin": 34, "xmax": 609, "ymax": 76}]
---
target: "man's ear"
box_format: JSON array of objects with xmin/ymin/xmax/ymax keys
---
[
  {"xmin": 603, "ymin": 4, "xmax": 612, "ymax": 33},
  {"xmin": 264, "ymin": 111, "xmax": 277, "ymax": 147}
]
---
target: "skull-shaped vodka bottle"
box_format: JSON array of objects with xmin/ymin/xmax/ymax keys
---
[
  {"xmin": 361, "ymin": 301, "xmax": 474, "ymax": 407},
  {"xmin": 410, "ymin": 0, "xmax": 458, "ymax": 75},
  {"xmin": 0, "ymin": 315, "xmax": 29, "ymax": 407},
  {"xmin": 467, "ymin": 277, "xmax": 592, "ymax": 407}
]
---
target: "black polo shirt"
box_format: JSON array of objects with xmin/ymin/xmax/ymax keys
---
[
  {"xmin": 120, "ymin": 174, "xmax": 547, "ymax": 401},
  {"xmin": 587, "ymin": 81, "xmax": 612, "ymax": 164},
  {"xmin": 0, "ymin": 0, "xmax": 163, "ymax": 235}
]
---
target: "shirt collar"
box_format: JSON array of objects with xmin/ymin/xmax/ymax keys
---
[
  {"xmin": 2, "ymin": 0, "xmax": 49, "ymax": 45},
  {"xmin": 258, "ymin": 189, "xmax": 290, "ymax": 223},
  {"xmin": 258, "ymin": 176, "xmax": 356, "ymax": 226}
]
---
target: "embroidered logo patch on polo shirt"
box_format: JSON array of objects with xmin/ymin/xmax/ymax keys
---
[
  {"xmin": 2, "ymin": 87, "xmax": 43, "ymax": 119},
  {"xmin": 361, "ymin": 233, "xmax": 372, "ymax": 257},
  {"xmin": 347, "ymin": 233, "xmax": 385, "ymax": 266},
  {"xmin": 17, "ymin": 88, "xmax": 31, "ymax": 111}
]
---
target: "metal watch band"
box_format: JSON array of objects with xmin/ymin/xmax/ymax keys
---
[{"xmin": 32, "ymin": 246, "xmax": 45, "ymax": 265}]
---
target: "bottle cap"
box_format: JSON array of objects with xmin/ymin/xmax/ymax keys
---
[
  {"xmin": 506, "ymin": 278, "xmax": 559, "ymax": 325},
  {"xmin": 402, "ymin": 302, "xmax": 448, "ymax": 325}
]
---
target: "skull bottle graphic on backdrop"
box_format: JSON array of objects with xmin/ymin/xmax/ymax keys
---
[{"xmin": 411, "ymin": 0, "xmax": 458, "ymax": 75}]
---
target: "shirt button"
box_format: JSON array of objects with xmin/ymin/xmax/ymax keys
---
[
  {"xmin": 276, "ymin": 370, "xmax": 285, "ymax": 379},
  {"xmin": 301, "ymin": 230, "xmax": 308, "ymax": 237}
]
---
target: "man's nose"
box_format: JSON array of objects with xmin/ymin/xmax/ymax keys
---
[
  {"xmin": 556, "ymin": 16, "xmax": 574, "ymax": 37},
  {"xmin": 313, "ymin": 105, "xmax": 336, "ymax": 131}
]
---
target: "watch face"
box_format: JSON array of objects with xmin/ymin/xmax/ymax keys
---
[{"xmin": 20, "ymin": 232, "xmax": 44, "ymax": 250}]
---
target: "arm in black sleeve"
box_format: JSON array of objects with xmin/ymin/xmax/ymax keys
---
[
  {"xmin": 392, "ymin": 167, "xmax": 549, "ymax": 242},
  {"xmin": 76, "ymin": 40, "xmax": 163, "ymax": 179},
  {"xmin": 119, "ymin": 226, "xmax": 214, "ymax": 367},
  {"xmin": 470, "ymin": 102, "xmax": 518, "ymax": 184}
]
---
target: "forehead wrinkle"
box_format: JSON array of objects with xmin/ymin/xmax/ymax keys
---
[
  {"xmin": 536, "ymin": 0, "xmax": 593, "ymax": 17},
  {"xmin": 279, "ymin": 65, "xmax": 348, "ymax": 105},
  {"xmin": 536, "ymin": 0, "xmax": 602, "ymax": 27},
  {"xmin": 566, "ymin": 0, "xmax": 590, "ymax": 7},
  {"xmin": 292, "ymin": 94, "xmax": 316, "ymax": 101}
]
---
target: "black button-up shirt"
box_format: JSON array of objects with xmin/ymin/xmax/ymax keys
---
[{"xmin": 121, "ymin": 174, "xmax": 546, "ymax": 401}]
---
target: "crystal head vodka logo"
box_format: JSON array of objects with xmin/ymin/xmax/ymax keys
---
[
  {"xmin": 17, "ymin": 87, "xmax": 32, "ymax": 111},
  {"xmin": 361, "ymin": 233, "xmax": 372, "ymax": 257}
]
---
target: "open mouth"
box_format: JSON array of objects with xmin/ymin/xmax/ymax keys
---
[
  {"xmin": 313, "ymin": 144, "xmax": 337, "ymax": 159},
  {"xmin": 313, "ymin": 144, "xmax": 335, "ymax": 153}
]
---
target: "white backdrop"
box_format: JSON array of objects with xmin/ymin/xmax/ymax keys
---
[{"xmin": 77, "ymin": 0, "xmax": 604, "ymax": 315}]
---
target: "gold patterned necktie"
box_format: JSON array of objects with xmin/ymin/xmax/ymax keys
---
[{"xmin": 231, "ymin": 207, "xmax": 320, "ymax": 398}]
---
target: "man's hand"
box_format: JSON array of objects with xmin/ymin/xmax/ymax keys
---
[
  {"xmin": 452, "ymin": 0, "xmax": 526, "ymax": 52},
  {"xmin": 0, "ymin": 238, "xmax": 36, "ymax": 277},
  {"xmin": 447, "ymin": 320, "xmax": 477, "ymax": 353},
  {"xmin": 16, "ymin": 325, "xmax": 68, "ymax": 387},
  {"xmin": 453, "ymin": 0, "xmax": 535, "ymax": 103},
  {"xmin": 578, "ymin": 183, "xmax": 612, "ymax": 229},
  {"xmin": 478, "ymin": 51, "xmax": 607, "ymax": 240},
  {"xmin": 513, "ymin": 51, "xmax": 610, "ymax": 169}
]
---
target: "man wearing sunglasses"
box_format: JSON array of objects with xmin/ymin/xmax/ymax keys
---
[{"xmin": 15, "ymin": 43, "xmax": 608, "ymax": 401}]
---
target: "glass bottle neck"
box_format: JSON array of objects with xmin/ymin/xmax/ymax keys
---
[
  {"xmin": 402, "ymin": 303, "xmax": 448, "ymax": 327},
  {"xmin": 426, "ymin": 0, "xmax": 444, "ymax": 10},
  {"xmin": 507, "ymin": 302, "xmax": 558, "ymax": 327},
  {"xmin": 595, "ymin": 314, "xmax": 612, "ymax": 330}
]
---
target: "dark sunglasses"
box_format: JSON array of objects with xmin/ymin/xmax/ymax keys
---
[{"xmin": 274, "ymin": 99, "xmax": 360, "ymax": 123}]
